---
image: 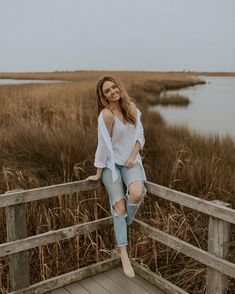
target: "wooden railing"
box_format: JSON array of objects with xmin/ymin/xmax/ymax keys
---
[{"xmin": 0, "ymin": 180, "xmax": 234, "ymax": 294}]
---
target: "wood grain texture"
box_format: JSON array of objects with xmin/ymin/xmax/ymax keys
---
[
  {"xmin": 0, "ymin": 217, "xmax": 112, "ymax": 257},
  {"xmin": 132, "ymin": 219, "xmax": 235, "ymax": 279},
  {"xmin": 0, "ymin": 180, "xmax": 102, "ymax": 208},
  {"xmin": 9, "ymin": 256, "xmax": 121, "ymax": 294},
  {"xmin": 5, "ymin": 190, "xmax": 30, "ymax": 291},
  {"xmin": 145, "ymin": 181, "xmax": 235, "ymax": 225},
  {"xmin": 130, "ymin": 261, "xmax": 187, "ymax": 294},
  {"xmin": 206, "ymin": 200, "xmax": 231, "ymax": 294}
]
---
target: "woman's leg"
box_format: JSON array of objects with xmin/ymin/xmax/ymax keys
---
[
  {"xmin": 112, "ymin": 198, "xmax": 128, "ymax": 247},
  {"xmin": 101, "ymin": 166, "xmax": 135, "ymax": 277},
  {"xmin": 121, "ymin": 164, "xmax": 147, "ymax": 225},
  {"xmin": 101, "ymin": 167, "xmax": 128, "ymax": 246},
  {"xmin": 125, "ymin": 180, "xmax": 146, "ymax": 225},
  {"xmin": 119, "ymin": 245, "xmax": 135, "ymax": 278}
]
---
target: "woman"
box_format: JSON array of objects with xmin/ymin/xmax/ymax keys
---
[{"xmin": 86, "ymin": 76, "xmax": 147, "ymax": 278}]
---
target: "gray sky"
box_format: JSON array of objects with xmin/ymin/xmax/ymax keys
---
[{"xmin": 0, "ymin": 0, "xmax": 235, "ymax": 72}]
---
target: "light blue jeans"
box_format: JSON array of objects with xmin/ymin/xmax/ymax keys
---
[{"xmin": 101, "ymin": 163, "xmax": 147, "ymax": 247}]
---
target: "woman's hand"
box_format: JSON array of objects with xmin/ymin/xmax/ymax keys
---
[
  {"xmin": 86, "ymin": 174, "xmax": 101, "ymax": 181},
  {"xmin": 124, "ymin": 156, "xmax": 136, "ymax": 168}
]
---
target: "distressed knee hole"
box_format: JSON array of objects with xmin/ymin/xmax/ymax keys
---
[
  {"xmin": 126, "ymin": 180, "xmax": 146, "ymax": 204},
  {"xmin": 130, "ymin": 194, "xmax": 143, "ymax": 204},
  {"xmin": 112, "ymin": 198, "xmax": 126, "ymax": 217}
]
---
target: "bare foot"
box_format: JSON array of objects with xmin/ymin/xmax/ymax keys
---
[{"xmin": 120, "ymin": 252, "xmax": 135, "ymax": 278}]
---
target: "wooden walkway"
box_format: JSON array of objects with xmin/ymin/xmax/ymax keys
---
[{"xmin": 49, "ymin": 266, "xmax": 166, "ymax": 294}]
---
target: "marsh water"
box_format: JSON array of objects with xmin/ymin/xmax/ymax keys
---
[
  {"xmin": 0, "ymin": 79, "xmax": 63, "ymax": 85},
  {"xmin": 150, "ymin": 76, "xmax": 235, "ymax": 139}
]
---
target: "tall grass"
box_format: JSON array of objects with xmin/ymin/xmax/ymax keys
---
[{"xmin": 0, "ymin": 71, "xmax": 234, "ymax": 293}]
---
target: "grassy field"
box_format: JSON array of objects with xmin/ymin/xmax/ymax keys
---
[{"xmin": 0, "ymin": 71, "xmax": 234, "ymax": 293}]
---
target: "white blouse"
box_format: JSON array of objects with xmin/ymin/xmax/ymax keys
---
[
  {"xmin": 94, "ymin": 108, "xmax": 146, "ymax": 183},
  {"xmin": 112, "ymin": 115, "xmax": 136, "ymax": 165}
]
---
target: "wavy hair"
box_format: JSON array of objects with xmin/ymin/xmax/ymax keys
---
[{"xmin": 96, "ymin": 76, "xmax": 137, "ymax": 126}]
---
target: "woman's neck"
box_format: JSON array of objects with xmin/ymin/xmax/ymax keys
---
[{"xmin": 109, "ymin": 102, "xmax": 122, "ymax": 113}]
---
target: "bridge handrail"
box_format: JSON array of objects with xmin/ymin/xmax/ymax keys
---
[{"xmin": 1, "ymin": 180, "xmax": 234, "ymax": 294}]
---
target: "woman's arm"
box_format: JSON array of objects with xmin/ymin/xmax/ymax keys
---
[
  {"xmin": 94, "ymin": 109, "xmax": 114, "ymax": 166},
  {"xmin": 86, "ymin": 167, "xmax": 103, "ymax": 181},
  {"xmin": 102, "ymin": 108, "xmax": 115, "ymax": 137},
  {"xmin": 130, "ymin": 102, "xmax": 145, "ymax": 151},
  {"xmin": 129, "ymin": 140, "xmax": 141, "ymax": 160},
  {"xmin": 124, "ymin": 103, "xmax": 145, "ymax": 168},
  {"xmin": 94, "ymin": 126, "xmax": 107, "ymax": 169},
  {"xmin": 124, "ymin": 139, "xmax": 141, "ymax": 168},
  {"xmin": 87, "ymin": 109, "xmax": 114, "ymax": 181},
  {"xmin": 135, "ymin": 124, "xmax": 145, "ymax": 150},
  {"xmin": 96, "ymin": 167, "xmax": 103, "ymax": 178}
]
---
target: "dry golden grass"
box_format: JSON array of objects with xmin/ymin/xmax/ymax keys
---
[
  {"xmin": 0, "ymin": 71, "xmax": 234, "ymax": 293},
  {"xmin": 195, "ymin": 72, "xmax": 235, "ymax": 76},
  {"xmin": 147, "ymin": 93, "xmax": 190, "ymax": 106},
  {"xmin": 0, "ymin": 70, "xmax": 205, "ymax": 81}
]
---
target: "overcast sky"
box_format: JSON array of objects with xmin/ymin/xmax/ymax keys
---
[{"xmin": 0, "ymin": 0, "xmax": 235, "ymax": 72}]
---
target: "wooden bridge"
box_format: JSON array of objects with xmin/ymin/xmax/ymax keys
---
[{"xmin": 0, "ymin": 180, "xmax": 235, "ymax": 293}]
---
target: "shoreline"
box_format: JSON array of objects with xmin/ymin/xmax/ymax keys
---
[{"xmin": 0, "ymin": 70, "xmax": 235, "ymax": 81}]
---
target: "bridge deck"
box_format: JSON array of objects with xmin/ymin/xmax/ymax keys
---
[{"xmin": 48, "ymin": 266, "xmax": 166, "ymax": 294}]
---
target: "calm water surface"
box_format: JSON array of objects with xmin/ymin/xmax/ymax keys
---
[
  {"xmin": 0, "ymin": 79, "xmax": 63, "ymax": 85},
  {"xmin": 150, "ymin": 76, "xmax": 235, "ymax": 139}
]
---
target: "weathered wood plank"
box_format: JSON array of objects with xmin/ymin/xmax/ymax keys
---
[
  {"xmin": 9, "ymin": 256, "xmax": 121, "ymax": 294},
  {"xmin": 132, "ymin": 219, "xmax": 235, "ymax": 279},
  {"xmin": 0, "ymin": 180, "xmax": 102, "ymax": 208},
  {"xmin": 5, "ymin": 190, "xmax": 30, "ymax": 291},
  {"xmin": 79, "ymin": 277, "xmax": 110, "ymax": 294},
  {"xmin": 1, "ymin": 181, "xmax": 235, "ymax": 227},
  {"xmin": 64, "ymin": 282, "xmax": 91, "ymax": 294},
  {"xmin": 50, "ymin": 288, "xmax": 69, "ymax": 294},
  {"xmin": 0, "ymin": 217, "xmax": 112, "ymax": 257},
  {"xmin": 104, "ymin": 267, "xmax": 156, "ymax": 294},
  {"xmin": 145, "ymin": 181, "xmax": 235, "ymax": 225},
  {"xmin": 91, "ymin": 272, "xmax": 130, "ymax": 294},
  {"xmin": 206, "ymin": 200, "xmax": 231, "ymax": 294},
  {"xmin": 131, "ymin": 261, "xmax": 188, "ymax": 294},
  {"xmin": 116, "ymin": 266, "xmax": 166, "ymax": 294}
]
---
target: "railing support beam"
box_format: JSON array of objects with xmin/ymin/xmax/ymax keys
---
[
  {"xmin": 206, "ymin": 200, "xmax": 231, "ymax": 294},
  {"xmin": 6, "ymin": 190, "xmax": 30, "ymax": 291}
]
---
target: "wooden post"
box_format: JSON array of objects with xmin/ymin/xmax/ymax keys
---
[
  {"xmin": 206, "ymin": 200, "xmax": 231, "ymax": 294},
  {"xmin": 5, "ymin": 189, "xmax": 30, "ymax": 290}
]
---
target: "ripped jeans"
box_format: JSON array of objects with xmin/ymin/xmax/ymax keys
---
[{"xmin": 101, "ymin": 163, "xmax": 147, "ymax": 248}]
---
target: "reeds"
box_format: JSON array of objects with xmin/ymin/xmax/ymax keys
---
[{"xmin": 0, "ymin": 71, "xmax": 234, "ymax": 293}]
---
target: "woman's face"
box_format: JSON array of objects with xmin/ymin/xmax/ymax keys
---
[{"xmin": 102, "ymin": 81, "xmax": 121, "ymax": 103}]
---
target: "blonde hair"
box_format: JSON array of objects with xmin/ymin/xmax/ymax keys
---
[{"xmin": 96, "ymin": 76, "xmax": 137, "ymax": 126}]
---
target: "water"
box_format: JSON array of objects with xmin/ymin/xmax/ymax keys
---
[
  {"xmin": 150, "ymin": 76, "xmax": 235, "ymax": 139},
  {"xmin": 0, "ymin": 79, "xmax": 64, "ymax": 85}
]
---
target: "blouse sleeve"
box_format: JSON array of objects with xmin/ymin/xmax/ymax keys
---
[
  {"xmin": 94, "ymin": 125, "xmax": 107, "ymax": 168},
  {"xmin": 136, "ymin": 109, "xmax": 145, "ymax": 149}
]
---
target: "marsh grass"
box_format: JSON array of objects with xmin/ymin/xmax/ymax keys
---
[
  {"xmin": 127, "ymin": 77, "xmax": 202, "ymax": 106},
  {"xmin": 158, "ymin": 94, "xmax": 190, "ymax": 106},
  {"xmin": 0, "ymin": 71, "xmax": 234, "ymax": 293}
]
